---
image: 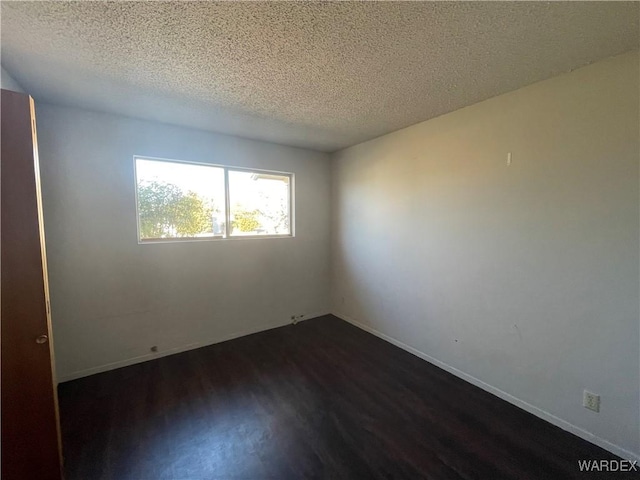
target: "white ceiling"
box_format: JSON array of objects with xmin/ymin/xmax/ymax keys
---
[{"xmin": 2, "ymin": 1, "xmax": 638, "ymax": 152}]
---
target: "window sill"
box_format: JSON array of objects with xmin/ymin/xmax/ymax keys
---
[{"xmin": 138, "ymin": 234, "xmax": 294, "ymax": 244}]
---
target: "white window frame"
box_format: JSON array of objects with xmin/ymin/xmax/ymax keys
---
[{"xmin": 134, "ymin": 155, "xmax": 295, "ymax": 244}]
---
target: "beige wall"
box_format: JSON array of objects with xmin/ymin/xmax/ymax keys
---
[
  {"xmin": 36, "ymin": 105, "xmax": 332, "ymax": 381},
  {"xmin": 331, "ymin": 51, "xmax": 640, "ymax": 458},
  {"xmin": 1, "ymin": 65, "xmax": 25, "ymax": 92}
]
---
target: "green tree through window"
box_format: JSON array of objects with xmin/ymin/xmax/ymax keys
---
[{"xmin": 137, "ymin": 180, "xmax": 213, "ymax": 238}]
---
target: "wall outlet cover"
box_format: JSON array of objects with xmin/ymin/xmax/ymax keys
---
[{"xmin": 583, "ymin": 390, "xmax": 600, "ymax": 413}]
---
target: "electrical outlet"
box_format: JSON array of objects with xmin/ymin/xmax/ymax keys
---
[{"xmin": 583, "ymin": 390, "xmax": 600, "ymax": 412}]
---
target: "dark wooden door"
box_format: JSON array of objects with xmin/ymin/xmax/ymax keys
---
[{"xmin": 1, "ymin": 89, "xmax": 63, "ymax": 480}]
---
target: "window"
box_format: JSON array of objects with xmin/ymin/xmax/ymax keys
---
[
  {"xmin": 228, "ymin": 170, "xmax": 291, "ymax": 236},
  {"xmin": 134, "ymin": 157, "xmax": 293, "ymax": 242}
]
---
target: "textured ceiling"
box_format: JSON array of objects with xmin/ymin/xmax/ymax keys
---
[{"xmin": 2, "ymin": 2, "xmax": 638, "ymax": 152}]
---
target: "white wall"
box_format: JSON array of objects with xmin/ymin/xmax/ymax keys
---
[
  {"xmin": 1, "ymin": 66, "xmax": 25, "ymax": 92},
  {"xmin": 36, "ymin": 104, "xmax": 331, "ymax": 381},
  {"xmin": 331, "ymin": 51, "xmax": 639, "ymax": 459}
]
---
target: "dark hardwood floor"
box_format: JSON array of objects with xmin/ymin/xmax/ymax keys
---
[{"xmin": 58, "ymin": 315, "xmax": 632, "ymax": 480}]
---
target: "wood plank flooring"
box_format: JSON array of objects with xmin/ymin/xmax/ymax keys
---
[{"xmin": 58, "ymin": 315, "xmax": 632, "ymax": 479}]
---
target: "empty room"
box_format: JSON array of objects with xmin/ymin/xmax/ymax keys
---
[{"xmin": 1, "ymin": 1, "xmax": 639, "ymax": 479}]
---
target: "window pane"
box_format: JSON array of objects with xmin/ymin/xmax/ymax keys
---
[
  {"xmin": 135, "ymin": 158, "xmax": 225, "ymax": 240},
  {"xmin": 228, "ymin": 170, "xmax": 291, "ymax": 236}
]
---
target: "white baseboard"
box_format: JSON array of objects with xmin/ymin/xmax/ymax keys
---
[
  {"xmin": 58, "ymin": 311, "xmax": 330, "ymax": 383},
  {"xmin": 332, "ymin": 311, "xmax": 640, "ymax": 463}
]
